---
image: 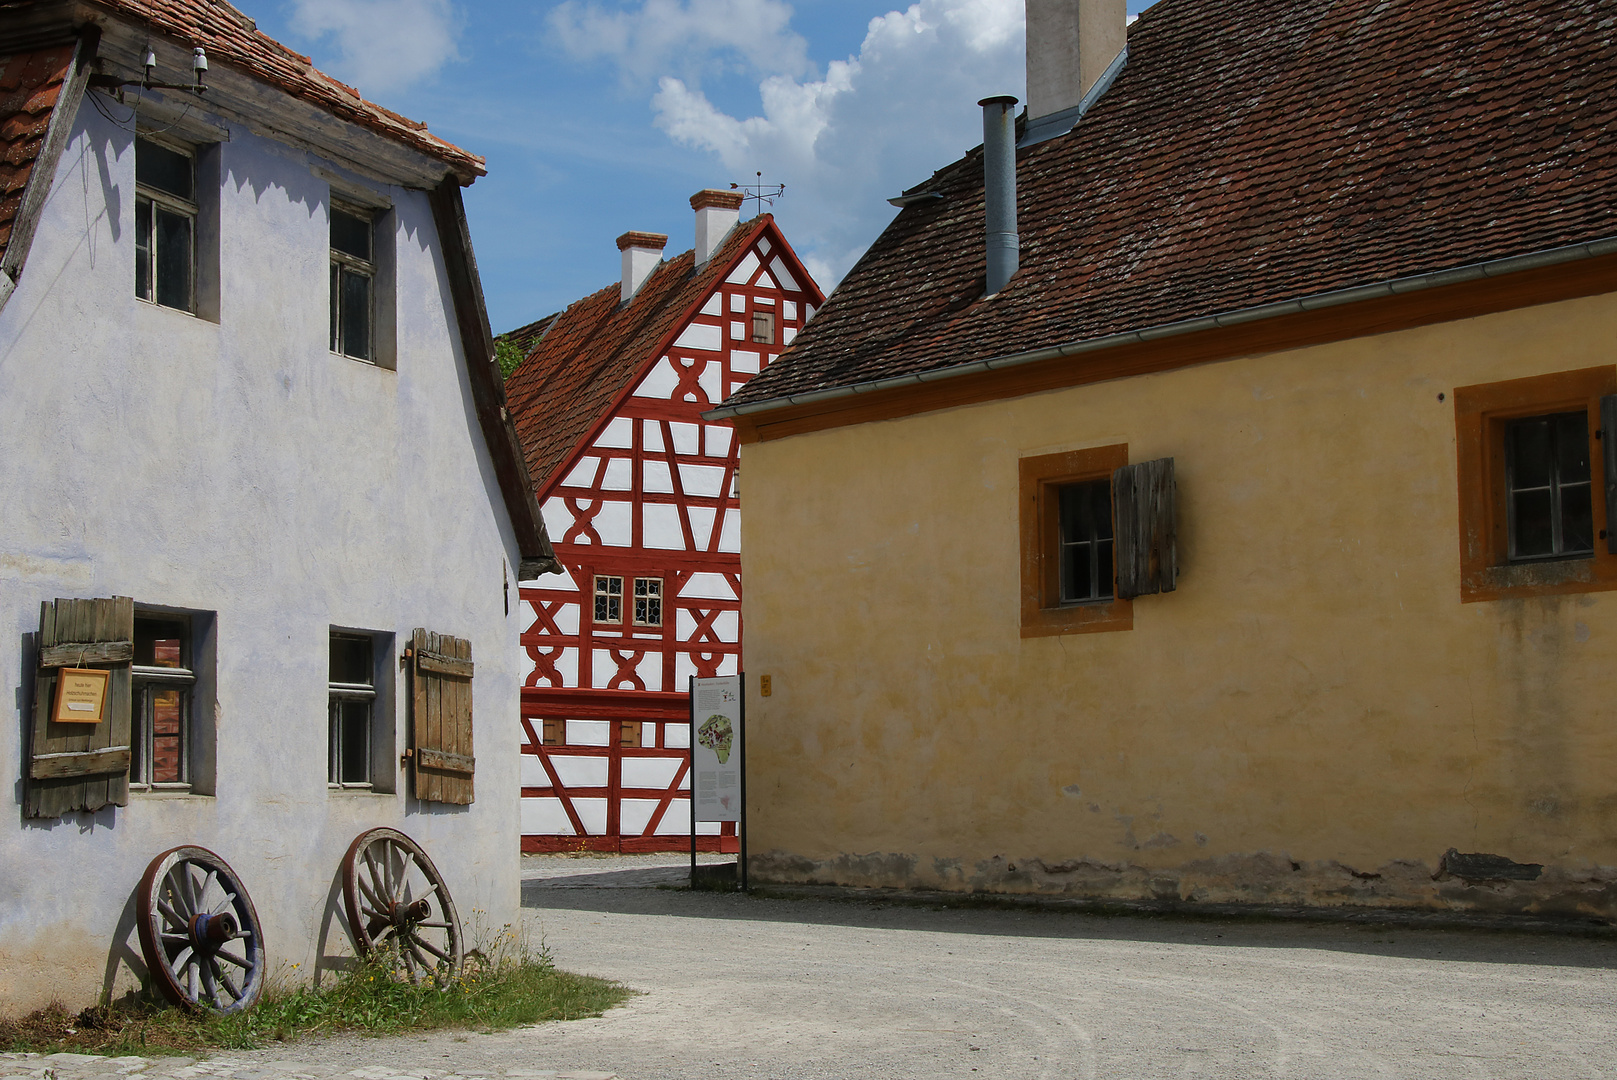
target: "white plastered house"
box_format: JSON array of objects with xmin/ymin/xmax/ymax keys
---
[{"xmin": 0, "ymin": 0, "xmax": 557, "ymax": 1010}]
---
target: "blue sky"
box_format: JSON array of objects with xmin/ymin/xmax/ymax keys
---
[{"xmin": 245, "ymin": 0, "xmax": 1155, "ymax": 333}]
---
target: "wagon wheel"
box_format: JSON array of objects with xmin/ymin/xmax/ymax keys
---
[
  {"xmin": 136, "ymin": 846, "xmax": 266, "ymax": 1014},
  {"xmin": 342, "ymin": 827, "xmax": 463, "ymax": 987}
]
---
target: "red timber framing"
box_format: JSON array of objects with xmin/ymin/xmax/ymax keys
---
[{"xmin": 517, "ymin": 218, "xmax": 822, "ymax": 852}]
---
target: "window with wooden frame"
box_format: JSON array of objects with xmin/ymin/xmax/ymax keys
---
[
  {"xmin": 1019, "ymin": 446, "xmax": 1178, "ymax": 637},
  {"xmin": 1454, "ymin": 366, "xmax": 1617, "ymax": 602},
  {"xmin": 594, "ymin": 575, "xmax": 624, "ymax": 624},
  {"xmin": 330, "ymin": 204, "xmax": 375, "ymax": 361},
  {"xmin": 135, "ymin": 137, "xmax": 197, "ymax": 312},
  {"xmin": 328, "ymin": 632, "xmax": 375, "ymax": 789},
  {"xmin": 633, "ymin": 577, "xmax": 663, "ymax": 626},
  {"xmin": 131, "ymin": 616, "xmax": 194, "ymax": 790}
]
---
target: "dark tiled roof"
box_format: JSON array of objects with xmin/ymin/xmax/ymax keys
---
[
  {"xmin": 0, "ymin": 44, "xmax": 74, "ymax": 263},
  {"xmin": 90, "ymin": 0, "xmax": 484, "ymax": 180},
  {"xmin": 504, "ymin": 216, "xmax": 774, "ymax": 489},
  {"xmin": 731, "ymin": 0, "xmax": 1617, "ymax": 407}
]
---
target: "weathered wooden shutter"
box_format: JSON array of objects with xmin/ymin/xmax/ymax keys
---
[
  {"xmin": 1112, "ymin": 457, "xmax": 1177, "ymax": 599},
  {"xmin": 409, "ymin": 628, "xmax": 475, "ymax": 805},
  {"xmin": 1602, "ymin": 395, "xmax": 1617, "ymax": 555},
  {"xmin": 26, "ymin": 596, "xmax": 134, "ymax": 818}
]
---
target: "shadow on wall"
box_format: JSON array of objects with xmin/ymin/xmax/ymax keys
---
[
  {"xmin": 13, "ymin": 629, "xmax": 35, "ymax": 817},
  {"xmin": 314, "ymin": 859, "xmax": 360, "ymax": 987},
  {"xmin": 101, "ymin": 879, "xmax": 148, "ymax": 1008}
]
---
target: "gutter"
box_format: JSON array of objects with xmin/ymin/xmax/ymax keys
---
[{"xmin": 706, "ymin": 236, "xmax": 1617, "ymax": 421}]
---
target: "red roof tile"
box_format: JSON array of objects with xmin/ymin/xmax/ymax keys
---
[
  {"xmin": 0, "ymin": 44, "xmax": 73, "ymax": 263},
  {"xmin": 731, "ymin": 0, "xmax": 1617, "ymax": 408},
  {"xmin": 504, "ymin": 216, "xmax": 775, "ymax": 490},
  {"xmin": 87, "ymin": 0, "xmax": 483, "ymax": 180}
]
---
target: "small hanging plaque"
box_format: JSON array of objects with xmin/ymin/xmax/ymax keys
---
[{"xmin": 53, "ymin": 668, "xmax": 109, "ymax": 724}]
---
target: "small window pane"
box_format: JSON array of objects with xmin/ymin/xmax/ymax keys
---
[
  {"xmin": 1556, "ymin": 412, "xmax": 1592, "ymax": 482},
  {"xmin": 1512, "ymin": 490, "xmax": 1554, "ymax": 557},
  {"xmin": 330, "ymin": 262, "xmax": 340, "ymax": 352},
  {"xmin": 1509, "ymin": 420, "xmax": 1553, "ymax": 490},
  {"xmin": 151, "ymin": 688, "xmax": 186, "ymax": 783},
  {"xmin": 154, "ymin": 206, "xmax": 193, "ymax": 311},
  {"xmin": 135, "ymin": 619, "xmax": 188, "ymax": 667},
  {"xmin": 136, "ymin": 138, "xmax": 193, "ymax": 200},
  {"xmin": 1057, "ymin": 479, "xmax": 1114, "ymax": 604},
  {"xmin": 330, "ymin": 634, "xmax": 372, "ymax": 685},
  {"xmin": 135, "ymin": 198, "xmax": 153, "ymax": 301},
  {"xmin": 331, "ymin": 207, "xmax": 372, "ymax": 260},
  {"xmin": 339, "ymin": 268, "xmax": 371, "ymax": 359},
  {"xmin": 339, "ymin": 701, "xmax": 370, "ymax": 784},
  {"xmin": 1563, "ymin": 484, "xmax": 1595, "ymax": 552}
]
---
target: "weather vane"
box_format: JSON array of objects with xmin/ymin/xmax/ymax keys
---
[{"xmin": 730, "ymin": 172, "xmax": 785, "ymax": 215}]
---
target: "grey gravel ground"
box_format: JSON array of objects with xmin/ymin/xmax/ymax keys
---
[{"xmin": 17, "ymin": 854, "xmax": 1617, "ymax": 1080}]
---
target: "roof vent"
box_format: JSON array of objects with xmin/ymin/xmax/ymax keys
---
[
  {"xmin": 617, "ymin": 231, "xmax": 667, "ymax": 304},
  {"xmin": 980, "ymin": 95, "xmax": 1020, "ymax": 296},
  {"xmin": 692, "ymin": 189, "xmax": 745, "ymax": 268}
]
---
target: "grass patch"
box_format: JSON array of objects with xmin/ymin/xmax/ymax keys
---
[{"xmin": 0, "ymin": 929, "xmax": 630, "ymax": 1057}]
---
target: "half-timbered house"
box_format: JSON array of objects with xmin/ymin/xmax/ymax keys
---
[
  {"xmin": 504, "ymin": 193, "xmax": 822, "ymax": 852},
  {"xmin": 0, "ymin": 0, "xmax": 554, "ymax": 1010}
]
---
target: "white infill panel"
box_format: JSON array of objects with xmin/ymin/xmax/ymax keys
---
[
  {"xmin": 518, "ymin": 647, "xmax": 537, "ymax": 683},
  {"xmin": 636, "ymin": 651, "xmax": 664, "ymax": 689},
  {"xmin": 656, "ymin": 799, "xmax": 690, "ymax": 834},
  {"xmin": 679, "ymin": 572, "xmax": 738, "ymax": 600},
  {"xmin": 680, "ymin": 463, "xmax": 728, "ymax": 497},
  {"xmin": 675, "ymin": 653, "xmax": 698, "ymax": 686},
  {"xmin": 551, "ymin": 755, "xmax": 609, "ymax": 789},
  {"xmin": 727, "ymin": 252, "xmax": 760, "ymax": 284},
  {"xmin": 643, "ymin": 459, "xmax": 675, "ymax": 494},
  {"xmin": 711, "ymin": 609, "xmax": 739, "ymax": 642},
  {"xmin": 716, "ymin": 654, "xmax": 738, "ymax": 676},
  {"xmin": 701, "ymin": 293, "xmax": 721, "ymax": 315},
  {"xmin": 642, "ymin": 418, "xmax": 666, "ymax": 451},
  {"xmin": 783, "ymin": 327, "xmax": 798, "ymax": 345},
  {"xmin": 729, "ymin": 293, "xmax": 746, "ymax": 312},
  {"xmin": 591, "ymin": 650, "xmax": 616, "ymax": 688},
  {"xmin": 567, "ymin": 719, "xmax": 612, "ymax": 746},
  {"xmin": 687, "ymin": 506, "xmax": 717, "ymax": 550},
  {"xmin": 595, "ymin": 416, "xmax": 634, "ymax": 448},
  {"xmin": 758, "ymin": 236, "xmax": 772, "ymax": 255},
  {"xmin": 771, "ymin": 256, "xmax": 799, "ymax": 291},
  {"xmin": 623, "ymin": 757, "xmax": 683, "ymax": 790},
  {"xmin": 783, "ymin": 300, "xmax": 798, "ymax": 320},
  {"xmin": 754, "ymin": 295, "xmax": 775, "ymax": 306},
  {"xmin": 541, "ymin": 499, "xmax": 577, "ymax": 541},
  {"xmin": 574, "ymin": 798, "xmax": 608, "ymax": 835},
  {"xmin": 698, "ymin": 362, "xmax": 723, "ymax": 403},
  {"xmin": 520, "ymin": 755, "xmax": 551, "ymax": 787},
  {"xmin": 548, "ymin": 647, "xmax": 579, "ymax": 685},
  {"xmin": 595, "ymin": 501, "xmax": 632, "ymax": 545},
  {"xmin": 561, "ymin": 456, "xmax": 600, "ymax": 488},
  {"xmin": 643, "ymin": 502, "xmax": 684, "ymax": 549},
  {"xmin": 601, "ymin": 457, "xmax": 633, "ymax": 491},
  {"xmin": 619, "ymin": 799, "xmax": 659, "ymax": 835},
  {"xmin": 670, "ymin": 421, "xmax": 700, "ymax": 455},
  {"xmin": 675, "ymin": 322, "xmax": 723, "ymax": 351},
  {"xmin": 759, "ymin": 271, "xmax": 780, "ymax": 290},
  {"xmin": 521, "ymin": 798, "xmax": 574, "ymax": 834},
  {"xmin": 676, "ymin": 608, "xmax": 698, "ymax": 641},
  {"xmin": 730, "ymin": 349, "xmax": 759, "ymax": 374},
  {"xmin": 730, "ymin": 322, "xmax": 744, "ymax": 340},
  {"xmin": 634, "ymin": 357, "xmax": 683, "ymax": 398},
  {"xmin": 536, "ymin": 561, "xmax": 579, "ymax": 591},
  {"xmin": 717, "ymin": 509, "xmax": 740, "ymax": 552},
  {"xmin": 551, "ymin": 603, "xmax": 580, "ymax": 635},
  {"xmin": 664, "ymin": 722, "xmax": 691, "ymax": 748},
  {"xmin": 704, "ymin": 425, "xmax": 733, "ymax": 457}
]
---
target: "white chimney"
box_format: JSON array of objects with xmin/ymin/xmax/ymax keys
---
[
  {"xmin": 1025, "ymin": 0, "xmax": 1127, "ymax": 123},
  {"xmin": 618, "ymin": 231, "xmax": 667, "ymax": 303},
  {"xmin": 691, "ymin": 189, "xmax": 745, "ymax": 268}
]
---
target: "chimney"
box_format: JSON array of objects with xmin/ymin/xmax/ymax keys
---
[
  {"xmin": 980, "ymin": 95, "xmax": 1019, "ymax": 296},
  {"xmin": 618, "ymin": 231, "xmax": 667, "ymax": 303},
  {"xmin": 691, "ymin": 189, "xmax": 745, "ymax": 268},
  {"xmin": 1025, "ymin": 0, "xmax": 1127, "ymax": 124}
]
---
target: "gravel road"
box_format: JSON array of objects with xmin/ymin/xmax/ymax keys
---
[{"xmin": 84, "ymin": 854, "xmax": 1617, "ymax": 1080}]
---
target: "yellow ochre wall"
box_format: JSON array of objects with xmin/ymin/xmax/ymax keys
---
[{"xmin": 739, "ymin": 290, "xmax": 1617, "ymax": 917}]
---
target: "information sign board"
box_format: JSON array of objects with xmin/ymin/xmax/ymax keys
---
[{"xmin": 691, "ymin": 674, "xmax": 742, "ymax": 822}]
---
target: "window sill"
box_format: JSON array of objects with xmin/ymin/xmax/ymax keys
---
[
  {"xmin": 1021, "ymin": 599, "xmax": 1133, "ymax": 638},
  {"xmin": 1461, "ymin": 555, "xmax": 1617, "ymax": 603},
  {"xmin": 330, "ymin": 350, "xmax": 395, "ymax": 372},
  {"xmin": 130, "ymin": 788, "xmax": 210, "ymax": 800},
  {"xmin": 328, "ymin": 786, "xmax": 394, "ymax": 797}
]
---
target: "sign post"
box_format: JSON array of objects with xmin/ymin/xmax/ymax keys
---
[{"xmin": 689, "ymin": 673, "xmax": 745, "ymax": 889}]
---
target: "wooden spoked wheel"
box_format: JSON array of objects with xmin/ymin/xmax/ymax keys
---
[
  {"xmin": 342, "ymin": 827, "xmax": 463, "ymax": 987},
  {"xmin": 136, "ymin": 846, "xmax": 266, "ymax": 1014}
]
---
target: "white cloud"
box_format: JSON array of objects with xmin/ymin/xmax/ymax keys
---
[
  {"xmin": 286, "ymin": 0, "xmax": 461, "ymax": 95},
  {"xmin": 548, "ymin": 0, "xmax": 812, "ymax": 87},
  {"xmin": 650, "ymin": 0, "xmax": 1026, "ymax": 289}
]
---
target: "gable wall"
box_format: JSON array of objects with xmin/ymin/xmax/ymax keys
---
[
  {"xmin": 737, "ymin": 285, "xmax": 1617, "ymax": 917},
  {"xmin": 0, "ymin": 100, "xmax": 522, "ymax": 1009}
]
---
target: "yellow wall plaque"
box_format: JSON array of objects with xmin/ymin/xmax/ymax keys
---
[{"xmin": 53, "ymin": 668, "xmax": 109, "ymax": 725}]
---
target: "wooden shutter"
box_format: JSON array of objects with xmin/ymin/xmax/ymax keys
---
[
  {"xmin": 1113, "ymin": 457, "xmax": 1177, "ymax": 600},
  {"xmin": 26, "ymin": 596, "xmax": 134, "ymax": 818},
  {"xmin": 409, "ymin": 628, "xmax": 475, "ymax": 805},
  {"xmin": 1602, "ymin": 395, "xmax": 1617, "ymax": 555}
]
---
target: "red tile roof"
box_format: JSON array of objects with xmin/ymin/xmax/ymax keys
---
[
  {"xmin": 504, "ymin": 216, "xmax": 774, "ymax": 490},
  {"xmin": 0, "ymin": 44, "xmax": 74, "ymax": 264},
  {"xmin": 730, "ymin": 0, "xmax": 1617, "ymax": 408},
  {"xmin": 89, "ymin": 0, "xmax": 483, "ymax": 180}
]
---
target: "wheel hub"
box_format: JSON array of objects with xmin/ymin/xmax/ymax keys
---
[{"xmin": 189, "ymin": 910, "xmax": 238, "ymax": 951}]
